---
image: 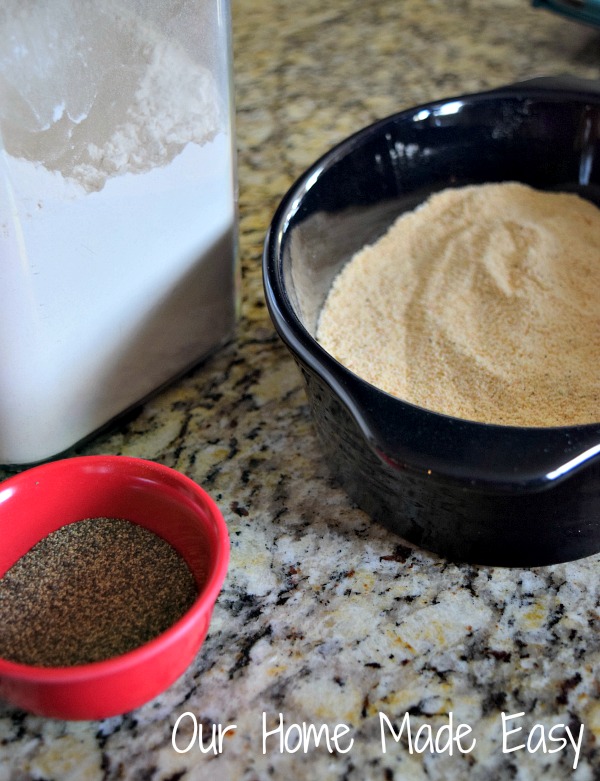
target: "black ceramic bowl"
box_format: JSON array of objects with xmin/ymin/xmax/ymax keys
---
[{"xmin": 263, "ymin": 76, "xmax": 600, "ymax": 567}]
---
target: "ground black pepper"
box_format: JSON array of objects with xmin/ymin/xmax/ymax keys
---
[{"xmin": 0, "ymin": 517, "xmax": 200, "ymax": 667}]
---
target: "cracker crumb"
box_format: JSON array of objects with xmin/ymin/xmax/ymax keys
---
[{"xmin": 317, "ymin": 182, "xmax": 600, "ymax": 427}]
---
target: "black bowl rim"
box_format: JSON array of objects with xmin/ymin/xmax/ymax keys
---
[{"xmin": 263, "ymin": 77, "xmax": 600, "ymax": 494}]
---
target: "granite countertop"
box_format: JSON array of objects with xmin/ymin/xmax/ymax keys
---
[{"xmin": 1, "ymin": 1, "xmax": 600, "ymax": 779}]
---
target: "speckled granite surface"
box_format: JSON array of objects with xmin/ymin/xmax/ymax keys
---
[{"xmin": 1, "ymin": 1, "xmax": 600, "ymax": 779}]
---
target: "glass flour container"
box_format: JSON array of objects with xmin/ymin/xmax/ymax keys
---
[{"xmin": 0, "ymin": 0, "xmax": 238, "ymax": 465}]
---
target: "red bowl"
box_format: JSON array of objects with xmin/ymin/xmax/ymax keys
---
[{"xmin": 0, "ymin": 455, "xmax": 229, "ymax": 720}]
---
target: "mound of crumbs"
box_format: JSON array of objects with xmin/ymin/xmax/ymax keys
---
[
  {"xmin": 0, "ymin": 517, "xmax": 201, "ymax": 667},
  {"xmin": 317, "ymin": 182, "xmax": 600, "ymax": 427}
]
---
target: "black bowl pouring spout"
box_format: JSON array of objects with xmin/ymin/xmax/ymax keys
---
[{"xmin": 263, "ymin": 77, "xmax": 600, "ymax": 567}]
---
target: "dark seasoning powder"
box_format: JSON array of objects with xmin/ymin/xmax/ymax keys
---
[{"xmin": 0, "ymin": 517, "xmax": 201, "ymax": 667}]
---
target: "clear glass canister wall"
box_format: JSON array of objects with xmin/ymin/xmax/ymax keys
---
[{"xmin": 0, "ymin": 0, "xmax": 238, "ymax": 465}]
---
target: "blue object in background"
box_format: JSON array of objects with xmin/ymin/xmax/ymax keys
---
[{"xmin": 533, "ymin": 0, "xmax": 600, "ymax": 26}]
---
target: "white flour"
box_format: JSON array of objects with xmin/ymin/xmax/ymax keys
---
[
  {"xmin": 0, "ymin": 0, "xmax": 237, "ymax": 464},
  {"xmin": 71, "ymin": 39, "xmax": 222, "ymax": 191},
  {"xmin": 0, "ymin": 0, "xmax": 223, "ymax": 190}
]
